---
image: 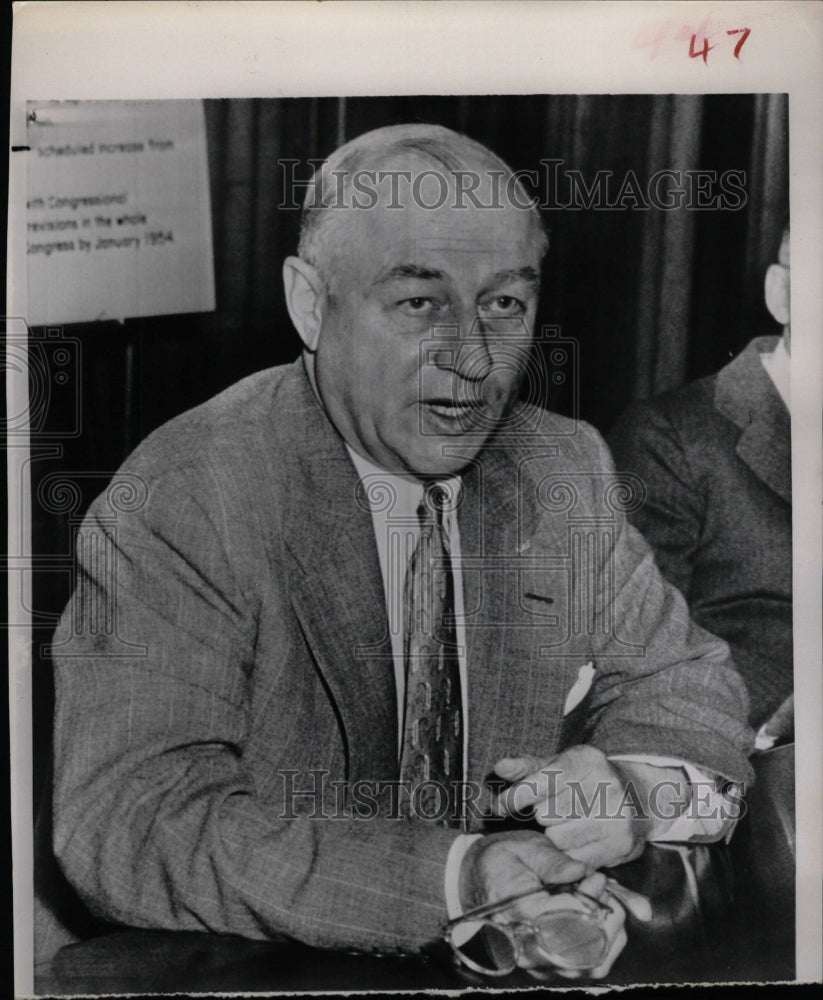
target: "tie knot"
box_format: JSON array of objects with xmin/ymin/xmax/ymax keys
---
[{"xmin": 420, "ymin": 481, "xmax": 454, "ymax": 525}]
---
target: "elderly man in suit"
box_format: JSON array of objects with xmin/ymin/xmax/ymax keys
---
[
  {"xmin": 609, "ymin": 227, "xmax": 791, "ymax": 731},
  {"xmin": 48, "ymin": 124, "xmax": 754, "ymax": 980}
]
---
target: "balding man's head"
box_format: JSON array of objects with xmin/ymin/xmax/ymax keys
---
[
  {"xmin": 297, "ymin": 123, "xmax": 548, "ymax": 293},
  {"xmin": 281, "ymin": 123, "xmax": 545, "ymax": 477}
]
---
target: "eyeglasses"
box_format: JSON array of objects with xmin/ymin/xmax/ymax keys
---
[{"xmin": 441, "ymin": 879, "xmax": 617, "ymax": 978}]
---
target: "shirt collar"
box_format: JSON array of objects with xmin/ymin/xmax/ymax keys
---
[
  {"xmin": 344, "ymin": 445, "xmax": 463, "ymax": 523},
  {"xmin": 760, "ymin": 335, "xmax": 790, "ymax": 411}
]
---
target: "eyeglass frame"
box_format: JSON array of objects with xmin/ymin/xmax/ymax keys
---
[{"xmin": 441, "ymin": 879, "xmax": 618, "ymax": 978}]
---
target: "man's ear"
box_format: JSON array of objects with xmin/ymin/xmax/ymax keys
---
[
  {"xmin": 764, "ymin": 263, "xmax": 791, "ymax": 327},
  {"xmin": 283, "ymin": 256, "xmax": 327, "ymax": 352}
]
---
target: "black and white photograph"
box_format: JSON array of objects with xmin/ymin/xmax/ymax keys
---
[{"xmin": 8, "ymin": 2, "xmax": 823, "ymax": 995}]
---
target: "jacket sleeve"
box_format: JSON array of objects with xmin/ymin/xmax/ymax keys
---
[
  {"xmin": 51, "ymin": 462, "xmax": 457, "ymax": 955},
  {"xmin": 571, "ymin": 427, "xmax": 755, "ymax": 787}
]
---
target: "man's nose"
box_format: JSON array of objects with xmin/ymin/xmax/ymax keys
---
[{"xmin": 429, "ymin": 314, "xmax": 494, "ymax": 381}]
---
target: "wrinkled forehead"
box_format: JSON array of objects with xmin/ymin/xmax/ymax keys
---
[
  {"xmin": 343, "ymin": 155, "xmax": 541, "ymax": 275},
  {"xmin": 352, "ymin": 209, "xmax": 540, "ymax": 295}
]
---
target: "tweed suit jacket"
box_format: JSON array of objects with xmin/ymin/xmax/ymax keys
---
[
  {"xmin": 51, "ymin": 359, "xmax": 754, "ymax": 957},
  {"xmin": 609, "ymin": 337, "xmax": 792, "ymax": 727}
]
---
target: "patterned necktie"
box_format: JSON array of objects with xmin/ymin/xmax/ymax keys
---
[{"xmin": 398, "ymin": 481, "xmax": 463, "ymax": 828}]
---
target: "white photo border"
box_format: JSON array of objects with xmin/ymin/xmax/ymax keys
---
[{"xmin": 8, "ymin": 1, "xmax": 823, "ymax": 993}]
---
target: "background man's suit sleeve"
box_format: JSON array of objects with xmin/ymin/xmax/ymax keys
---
[{"xmin": 51, "ymin": 462, "xmax": 458, "ymax": 955}]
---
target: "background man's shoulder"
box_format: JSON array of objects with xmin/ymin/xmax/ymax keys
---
[
  {"xmin": 608, "ymin": 373, "xmax": 724, "ymax": 467},
  {"xmin": 619, "ymin": 374, "xmax": 716, "ymax": 431}
]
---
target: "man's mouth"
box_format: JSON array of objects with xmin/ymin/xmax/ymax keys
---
[
  {"xmin": 421, "ymin": 397, "xmax": 489, "ymax": 433},
  {"xmin": 426, "ymin": 399, "xmax": 479, "ymax": 419}
]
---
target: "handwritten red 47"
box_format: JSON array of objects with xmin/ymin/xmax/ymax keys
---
[{"xmin": 689, "ymin": 27, "xmax": 750, "ymax": 64}]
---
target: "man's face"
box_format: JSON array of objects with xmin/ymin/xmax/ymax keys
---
[{"xmin": 313, "ymin": 170, "xmax": 542, "ymax": 477}]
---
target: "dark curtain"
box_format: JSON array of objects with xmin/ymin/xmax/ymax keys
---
[{"xmin": 30, "ymin": 93, "xmax": 788, "ymax": 806}]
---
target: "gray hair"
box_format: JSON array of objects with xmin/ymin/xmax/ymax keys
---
[{"xmin": 297, "ymin": 123, "xmax": 548, "ymax": 288}]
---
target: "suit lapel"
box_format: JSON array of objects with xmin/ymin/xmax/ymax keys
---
[
  {"xmin": 274, "ymin": 365, "xmax": 398, "ymax": 784},
  {"xmin": 715, "ymin": 338, "xmax": 791, "ymax": 505},
  {"xmin": 460, "ymin": 444, "xmax": 551, "ymax": 784}
]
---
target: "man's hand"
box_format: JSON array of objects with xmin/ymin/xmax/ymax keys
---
[
  {"xmin": 459, "ymin": 829, "xmax": 587, "ymax": 915},
  {"xmin": 491, "ymin": 745, "xmax": 664, "ymax": 868},
  {"xmin": 458, "ymin": 831, "xmax": 650, "ymax": 979}
]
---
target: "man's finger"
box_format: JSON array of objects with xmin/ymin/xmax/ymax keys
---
[
  {"xmin": 530, "ymin": 838, "xmax": 588, "ymax": 885},
  {"xmin": 493, "ymin": 755, "xmax": 548, "ymax": 782},
  {"xmin": 492, "ymin": 781, "xmax": 538, "ymax": 816},
  {"xmin": 491, "ymin": 764, "xmax": 558, "ymax": 817},
  {"xmin": 605, "ymin": 879, "xmax": 653, "ymax": 923},
  {"xmin": 558, "ymin": 839, "xmax": 622, "ymax": 868},
  {"xmin": 515, "ymin": 837, "xmax": 588, "ymax": 893},
  {"xmin": 547, "ymin": 826, "xmax": 641, "ymax": 868},
  {"xmin": 541, "ymin": 821, "xmax": 602, "ymax": 850},
  {"xmin": 533, "ymin": 806, "xmax": 573, "ymax": 828},
  {"xmin": 575, "ymin": 871, "xmax": 607, "ymax": 898}
]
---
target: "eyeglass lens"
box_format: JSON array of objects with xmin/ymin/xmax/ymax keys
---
[
  {"xmin": 452, "ymin": 922, "xmax": 517, "ymax": 975},
  {"xmin": 531, "ymin": 910, "xmax": 610, "ymax": 969},
  {"xmin": 451, "ymin": 908, "xmax": 609, "ymax": 976}
]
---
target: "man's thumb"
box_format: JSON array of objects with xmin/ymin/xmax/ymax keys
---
[
  {"xmin": 494, "ymin": 755, "xmax": 546, "ymax": 782},
  {"xmin": 529, "ymin": 839, "xmax": 588, "ymax": 886}
]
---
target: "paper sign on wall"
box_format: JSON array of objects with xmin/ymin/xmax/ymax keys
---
[{"xmin": 26, "ymin": 100, "xmax": 215, "ymax": 326}]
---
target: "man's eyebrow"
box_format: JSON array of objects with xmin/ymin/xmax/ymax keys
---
[
  {"xmin": 372, "ymin": 264, "xmax": 446, "ymax": 285},
  {"xmin": 372, "ymin": 264, "xmax": 541, "ymax": 289},
  {"xmin": 483, "ymin": 267, "xmax": 541, "ymax": 290}
]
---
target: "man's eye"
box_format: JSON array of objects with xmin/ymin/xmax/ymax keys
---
[
  {"xmin": 399, "ymin": 297, "xmax": 435, "ymax": 315},
  {"xmin": 482, "ymin": 296, "xmax": 524, "ymax": 315}
]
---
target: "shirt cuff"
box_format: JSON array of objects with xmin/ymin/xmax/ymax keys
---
[
  {"xmin": 444, "ymin": 833, "xmax": 483, "ymax": 946},
  {"xmin": 755, "ymin": 721, "xmax": 777, "ymax": 751},
  {"xmin": 608, "ymin": 754, "xmax": 741, "ymax": 844}
]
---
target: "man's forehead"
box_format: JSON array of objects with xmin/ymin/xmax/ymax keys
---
[
  {"xmin": 356, "ymin": 155, "xmax": 534, "ymax": 229},
  {"xmin": 359, "ymin": 199, "xmax": 538, "ymax": 263},
  {"xmin": 373, "ymin": 233, "xmax": 533, "ymax": 256}
]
